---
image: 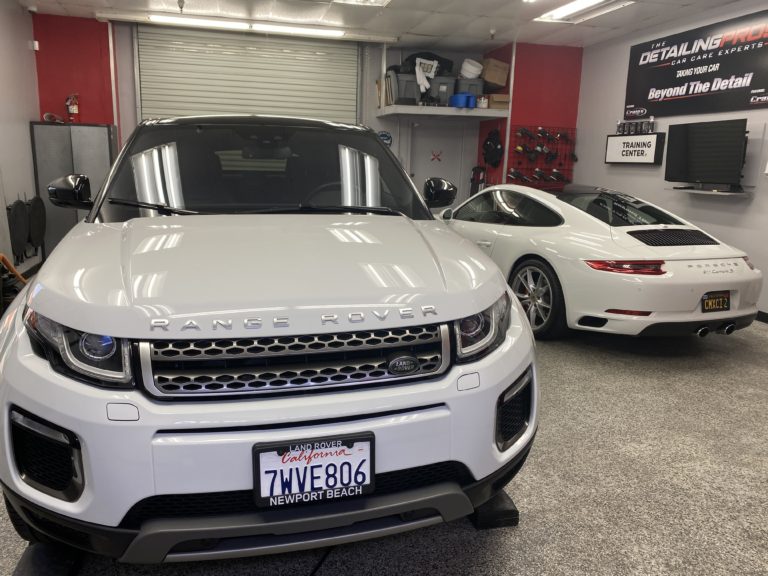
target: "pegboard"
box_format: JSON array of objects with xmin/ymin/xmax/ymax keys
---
[{"xmin": 506, "ymin": 125, "xmax": 577, "ymax": 192}]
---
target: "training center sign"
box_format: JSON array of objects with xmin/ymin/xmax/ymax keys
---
[
  {"xmin": 605, "ymin": 133, "xmax": 665, "ymax": 165},
  {"xmin": 624, "ymin": 10, "xmax": 768, "ymax": 119}
]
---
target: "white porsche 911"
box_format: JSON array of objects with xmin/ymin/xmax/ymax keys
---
[{"xmin": 442, "ymin": 184, "xmax": 763, "ymax": 339}]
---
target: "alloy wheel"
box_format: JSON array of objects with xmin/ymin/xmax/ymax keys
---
[{"xmin": 511, "ymin": 265, "xmax": 553, "ymax": 330}]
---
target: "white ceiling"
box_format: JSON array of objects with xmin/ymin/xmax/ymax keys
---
[{"xmin": 18, "ymin": 0, "xmax": 742, "ymax": 49}]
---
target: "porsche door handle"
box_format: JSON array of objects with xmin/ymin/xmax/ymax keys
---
[{"xmin": 476, "ymin": 241, "xmax": 492, "ymax": 247}]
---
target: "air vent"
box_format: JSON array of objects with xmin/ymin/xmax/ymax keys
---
[{"xmin": 627, "ymin": 229, "xmax": 719, "ymax": 247}]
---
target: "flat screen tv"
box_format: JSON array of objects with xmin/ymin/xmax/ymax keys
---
[{"xmin": 664, "ymin": 119, "xmax": 748, "ymax": 188}]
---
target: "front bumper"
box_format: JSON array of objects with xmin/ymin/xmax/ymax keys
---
[
  {"xmin": 0, "ymin": 304, "xmax": 537, "ymax": 561},
  {"xmin": 3, "ymin": 434, "xmax": 534, "ymax": 563}
]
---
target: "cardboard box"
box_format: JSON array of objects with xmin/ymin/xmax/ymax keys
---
[
  {"xmin": 487, "ymin": 94, "xmax": 510, "ymax": 110},
  {"xmin": 482, "ymin": 58, "xmax": 510, "ymax": 88}
]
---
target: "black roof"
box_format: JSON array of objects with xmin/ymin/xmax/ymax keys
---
[{"xmin": 142, "ymin": 115, "xmax": 366, "ymax": 131}]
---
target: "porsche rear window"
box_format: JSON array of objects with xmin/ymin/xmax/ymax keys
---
[{"xmin": 556, "ymin": 191, "xmax": 682, "ymax": 227}]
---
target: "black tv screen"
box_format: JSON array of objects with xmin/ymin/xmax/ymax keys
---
[{"xmin": 664, "ymin": 119, "xmax": 747, "ymax": 186}]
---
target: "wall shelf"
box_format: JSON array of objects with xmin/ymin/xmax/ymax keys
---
[
  {"xmin": 376, "ymin": 105, "xmax": 508, "ymax": 119},
  {"xmin": 665, "ymin": 187, "xmax": 753, "ymax": 196}
]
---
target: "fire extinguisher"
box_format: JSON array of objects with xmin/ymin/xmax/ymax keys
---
[{"xmin": 65, "ymin": 93, "xmax": 80, "ymax": 123}]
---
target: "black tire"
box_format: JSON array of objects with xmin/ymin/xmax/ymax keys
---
[
  {"xmin": 4, "ymin": 497, "xmax": 39, "ymax": 544},
  {"xmin": 509, "ymin": 258, "xmax": 567, "ymax": 340}
]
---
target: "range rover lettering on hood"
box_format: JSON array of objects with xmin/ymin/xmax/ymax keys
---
[{"xmin": 150, "ymin": 306, "xmax": 438, "ymax": 332}]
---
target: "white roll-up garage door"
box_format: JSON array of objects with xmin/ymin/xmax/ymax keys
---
[{"xmin": 136, "ymin": 25, "xmax": 359, "ymax": 123}]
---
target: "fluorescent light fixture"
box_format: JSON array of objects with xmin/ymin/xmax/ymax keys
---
[
  {"xmin": 148, "ymin": 14, "xmax": 249, "ymax": 30},
  {"xmin": 535, "ymin": 0, "xmax": 634, "ymax": 22},
  {"xmin": 333, "ymin": 0, "xmax": 392, "ymax": 5},
  {"xmin": 250, "ymin": 22, "xmax": 345, "ymax": 38},
  {"xmin": 570, "ymin": 0, "xmax": 634, "ymax": 23},
  {"xmin": 95, "ymin": 10, "xmax": 395, "ymax": 42},
  {"xmin": 536, "ymin": 0, "xmax": 604, "ymax": 21}
]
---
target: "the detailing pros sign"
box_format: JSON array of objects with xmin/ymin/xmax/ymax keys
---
[
  {"xmin": 605, "ymin": 133, "xmax": 665, "ymax": 165},
  {"xmin": 624, "ymin": 10, "xmax": 768, "ymax": 118}
]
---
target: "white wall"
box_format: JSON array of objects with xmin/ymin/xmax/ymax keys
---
[
  {"xmin": 0, "ymin": 4, "xmax": 39, "ymax": 267},
  {"xmin": 114, "ymin": 22, "xmax": 137, "ymax": 145},
  {"xmin": 361, "ymin": 45, "xmax": 483, "ymax": 206},
  {"xmin": 575, "ymin": 0, "xmax": 768, "ymax": 312}
]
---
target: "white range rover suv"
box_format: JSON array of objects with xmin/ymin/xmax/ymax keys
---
[{"xmin": 0, "ymin": 116, "xmax": 537, "ymax": 563}]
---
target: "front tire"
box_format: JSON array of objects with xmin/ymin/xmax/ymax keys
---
[{"xmin": 509, "ymin": 258, "xmax": 567, "ymax": 340}]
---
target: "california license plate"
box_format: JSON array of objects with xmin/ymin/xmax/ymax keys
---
[
  {"xmin": 253, "ymin": 433, "xmax": 374, "ymax": 507},
  {"xmin": 701, "ymin": 290, "xmax": 730, "ymax": 313}
]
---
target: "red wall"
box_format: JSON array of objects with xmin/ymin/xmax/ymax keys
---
[
  {"xmin": 32, "ymin": 14, "xmax": 114, "ymax": 125},
  {"xmin": 478, "ymin": 42, "xmax": 583, "ymax": 185}
]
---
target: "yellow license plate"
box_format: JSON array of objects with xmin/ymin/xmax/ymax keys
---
[{"xmin": 701, "ymin": 291, "xmax": 730, "ymax": 313}]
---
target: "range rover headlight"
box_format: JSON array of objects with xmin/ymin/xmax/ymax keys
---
[
  {"xmin": 454, "ymin": 293, "xmax": 511, "ymax": 362},
  {"xmin": 23, "ymin": 308, "xmax": 132, "ymax": 387}
]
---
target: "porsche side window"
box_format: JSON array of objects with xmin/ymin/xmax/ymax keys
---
[
  {"xmin": 497, "ymin": 191, "xmax": 563, "ymax": 227},
  {"xmin": 453, "ymin": 192, "xmax": 496, "ymax": 222}
]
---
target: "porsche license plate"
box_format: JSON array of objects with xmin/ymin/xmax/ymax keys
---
[
  {"xmin": 701, "ymin": 291, "xmax": 730, "ymax": 313},
  {"xmin": 254, "ymin": 433, "xmax": 374, "ymax": 507}
]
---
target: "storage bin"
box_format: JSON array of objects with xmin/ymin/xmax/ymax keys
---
[
  {"xmin": 456, "ymin": 78, "xmax": 484, "ymax": 97},
  {"xmin": 428, "ymin": 76, "xmax": 456, "ymax": 105},
  {"xmin": 387, "ymin": 71, "xmax": 421, "ymax": 104}
]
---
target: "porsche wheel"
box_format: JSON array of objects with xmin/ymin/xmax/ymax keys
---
[{"xmin": 510, "ymin": 258, "xmax": 567, "ymax": 340}]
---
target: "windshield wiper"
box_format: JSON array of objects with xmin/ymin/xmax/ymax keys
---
[
  {"xmin": 108, "ymin": 198, "xmax": 200, "ymax": 216},
  {"xmin": 240, "ymin": 204, "xmax": 402, "ymax": 216}
]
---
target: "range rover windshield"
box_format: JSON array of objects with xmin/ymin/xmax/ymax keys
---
[
  {"xmin": 555, "ymin": 190, "xmax": 682, "ymax": 227},
  {"xmin": 95, "ymin": 123, "xmax": 432, "ymax": 221}
]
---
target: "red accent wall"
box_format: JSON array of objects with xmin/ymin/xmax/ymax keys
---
[
  {"xmin": 32, "ymin": 14, "xmax": 114, "ymax": 125},
  {"xmin": 478, "ymin": 42, "xmax": 583, "ymax": 186}
]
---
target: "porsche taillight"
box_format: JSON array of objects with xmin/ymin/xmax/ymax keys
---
[{"xmin": 585, "ymin": 260, "xmax": 666, "ymax": 276}]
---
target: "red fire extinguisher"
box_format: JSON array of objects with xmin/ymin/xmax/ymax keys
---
[{"xmin": 65, "ymin": 93, "xmax": 80, "ymax": 123}]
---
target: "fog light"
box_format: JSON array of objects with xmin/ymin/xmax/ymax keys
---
[{"xmin": 79, "ymin": 333, "xmax": 117, "ymax": 360}]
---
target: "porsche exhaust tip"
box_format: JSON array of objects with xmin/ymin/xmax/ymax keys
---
[
  {"xmin": 695, "ymin": 326, "xmax": 710, "ymax": 338},
  {"xmin": 717, "ymin": 323, "xmax": 736, "ymax": 335}
]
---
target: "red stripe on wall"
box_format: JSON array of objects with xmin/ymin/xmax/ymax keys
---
[
  {"xmin": 32, "ymin": 14, "xmax": 114, "ymax": 125},
  {"xmin": 478, "ymin": 42, "xmax": 583, "ymax": 186}
]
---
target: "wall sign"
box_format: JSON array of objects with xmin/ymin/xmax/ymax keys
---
[
  {"xmin": 605, "ymin": 133, "xmax": 666, "ymax": 165},
  {"xmin": 624, "ymin": 10, "xmax": 768, "ymax": 119}
]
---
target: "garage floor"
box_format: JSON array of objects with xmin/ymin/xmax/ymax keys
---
[{"xmin": 3, "ymin": 322, "xmax": 767, "ymax": 576}]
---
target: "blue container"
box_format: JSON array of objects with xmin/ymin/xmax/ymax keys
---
[
  {"xmin": 467, "ymin": 94, "xmax": 477, "ymax": 109},
  {"xmin": 450, "ymin": 93, "xmax": 470, "ymax": 108}
]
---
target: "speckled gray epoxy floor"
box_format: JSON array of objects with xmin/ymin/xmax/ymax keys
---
[{"xmin": 2, "ymin": 322, "xmax": 767, "ymax": 576}]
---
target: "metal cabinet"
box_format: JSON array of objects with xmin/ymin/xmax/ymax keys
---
[{"xmin": 30, "ymin": 122, "xmax": 117, "ymax": 255}]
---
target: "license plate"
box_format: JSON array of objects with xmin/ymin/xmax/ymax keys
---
[
  {"xmin": 701, "ymin": 290, "xmax": 730, "ymax": 313},
  {"xmin": 253, "ymin": 433, "xmax": 374, "ymax": 507}
]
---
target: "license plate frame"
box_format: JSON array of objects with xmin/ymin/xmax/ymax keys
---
[
  {"xmin": 701, "ymin": 290, "xmax": 731, "ymax": 313},
  {"xmin": 253, "ymin": 432, "xmax": 375, "ymax": 508}
]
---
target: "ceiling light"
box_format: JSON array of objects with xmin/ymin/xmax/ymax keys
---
[
  {"xmin": 95, "ymin": 10, "xmax": 395, "ymax": 42},
  {"xmin": 250, "ymin": 22, "xmax": 345, "ymax": 38},
  {"xmin": 570, "ymin": 0, "xmax": 634, "ymax": 23},
  {"xmin": 536, "ymin": 0, "xmax": 604, "ymax": 21},
  {"xmin": 333, "ymin": 0, "xmax": 392, "ymax": 5},
  {"xmin": 148, "ymin": 14, "xmax": 249, "ymax": 30},
  {"xmin": 535, "ymin": 0, "xmax": 634, "ymax": 22}
]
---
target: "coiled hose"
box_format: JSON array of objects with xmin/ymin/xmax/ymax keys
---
[{"xmin": 0, "ymin": 254, "xmax": 28, "ymax": 285}]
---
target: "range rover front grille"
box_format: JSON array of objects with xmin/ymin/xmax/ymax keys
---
[{"xmin": 140, "ymin": 324, "xmax": 450, "ymax": 398}]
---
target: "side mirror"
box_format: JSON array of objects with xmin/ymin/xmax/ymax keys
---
[
  {"xmin": 47, "ymin": 175, "xmax": 93, "ymax": 210},
  {"xmin": 440, "ymin": 208, "xmax": 453, "ymax": 220},
  {"xmin": 423, "ymin": 177, "xmax": 457, "ymax": 208}
]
